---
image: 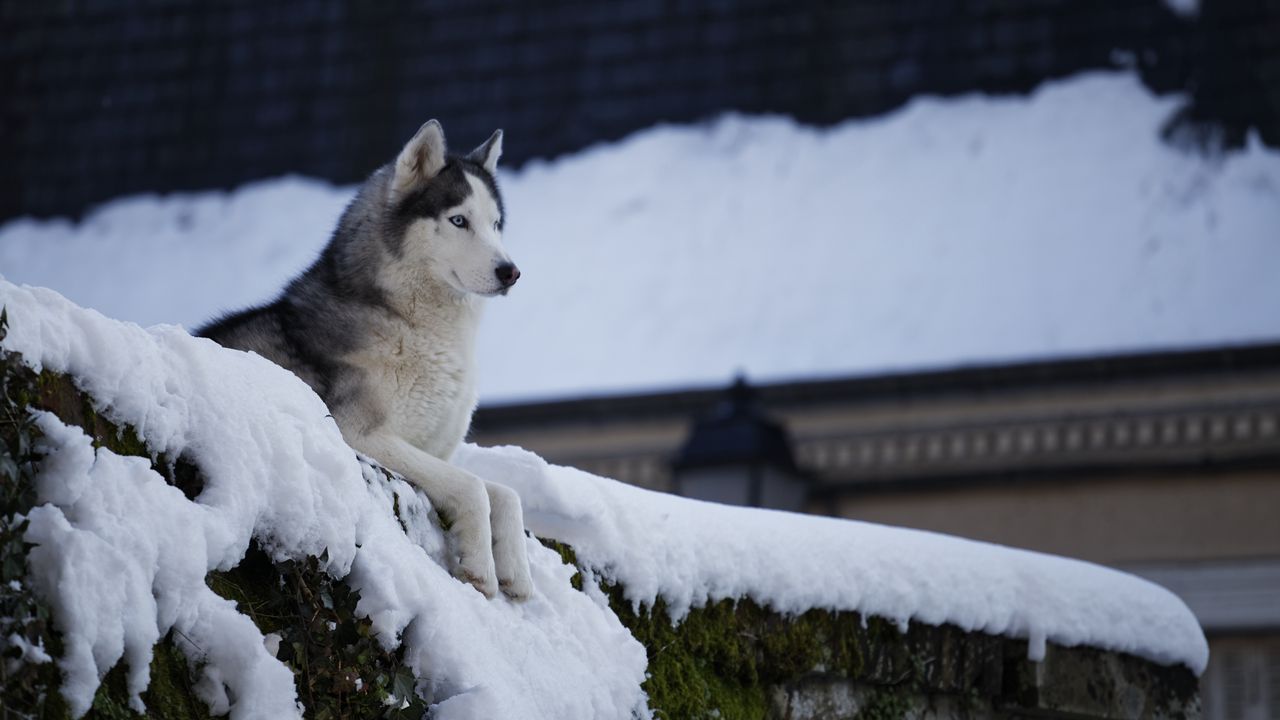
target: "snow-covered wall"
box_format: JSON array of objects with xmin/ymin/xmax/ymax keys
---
[
  {"xmin": 0, "ymin": 281, "xmax": 649, "ymax": 719},
  {"xmin": 0, "ymin": 280, "xmax": 1207, "ymax": 719}
]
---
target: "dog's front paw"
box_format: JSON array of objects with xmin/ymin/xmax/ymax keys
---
[
  {"xmin": 498, "ymin": 570, "xmax": 533, "ymax": 602},
  {"xmin": 485, "ymin": 482, "xmax": 535, "ymax": 602},
  {"xmin": 456, "ymin": 566, "xmax": 499, "ymax": 599},
  {"xmin": 494, "ymin": 537, "xmax": 534, "ymax": 601}
]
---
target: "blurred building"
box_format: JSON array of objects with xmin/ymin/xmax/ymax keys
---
[{"xmin": 472, "ymin": 342, "xmax": 1280, "ymax": 719}]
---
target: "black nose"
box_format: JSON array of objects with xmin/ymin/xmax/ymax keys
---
[{"xmin": 495, "ymin": 263, "xmax": 520, "ymax": 287}]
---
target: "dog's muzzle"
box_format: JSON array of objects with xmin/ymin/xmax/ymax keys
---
[{"xmin": 495, "ymin": 262, "xmax": 520, "ymax": 290}]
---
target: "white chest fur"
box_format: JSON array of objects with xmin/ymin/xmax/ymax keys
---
[{"xmin": 349, "ymin": 299, "xmax": 481, "ymax": 460}]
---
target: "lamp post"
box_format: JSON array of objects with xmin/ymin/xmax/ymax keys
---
[{"xmin": 671, "ymin": 376, "xmax": 810, "ymax": 511}]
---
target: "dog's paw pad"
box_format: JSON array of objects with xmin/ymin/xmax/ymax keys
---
[{"xmin": 499, "ymin": 578, "xmax": 533, "ymax": 602}]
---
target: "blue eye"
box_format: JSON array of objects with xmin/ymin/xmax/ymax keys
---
[{"xmin": 449, "ymin": 215, "xmax": 468, "ymax": 228}]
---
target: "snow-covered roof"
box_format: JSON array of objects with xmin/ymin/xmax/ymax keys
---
[
  {"xmin": 0, "ymin": 279, "xmax": 1208, "ymax": 719},
  {"xmin": 1, "ymin": 72, "xmax": 1276, "ymax": 407}
]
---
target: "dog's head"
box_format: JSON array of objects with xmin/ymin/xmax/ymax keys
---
[{"xmin": 386, "ymin": 120, "xmax": 518, "ymax": 298}]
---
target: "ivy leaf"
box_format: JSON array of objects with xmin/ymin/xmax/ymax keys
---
[
  {"xmin": 391, "ymin": 667, "xmax": 416, "ymax": 704},
  {"xmin": 0, "ymin": 452, "xmax": 18, "ymax": 482},
  {"xmin": 3, "ymin": 553, "xmax": 25, "ymax": 581}
]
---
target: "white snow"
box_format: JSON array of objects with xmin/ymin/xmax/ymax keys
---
[
  {"xmin": 6, "ymin": 631, "xmax": 52, "ymax": 665},
  {"xmin": 1, "ymin": 280, "xmax": 649, "ymax": 720},
  {"xmin": 455, "ymin": 443, "xmax": 1208, "ymax": 672},
  {"xmin": 1, "ymin": 72, "xmax": 1276, "ymax": 403},
  {"xmin": 24, "ymin": 412, "xmax": 304, "ymax": 717},
  {"xmin": 1, "ymin": 279, "xmax": 1207, "ymax": 719}
]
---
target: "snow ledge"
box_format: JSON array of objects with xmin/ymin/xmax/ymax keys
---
[{"xmin": 0, "ymin": 279, "xmax": 1207, "ymax": 719}]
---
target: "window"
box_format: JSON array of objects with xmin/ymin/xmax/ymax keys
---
[{"xmin": 1204, "ymin": 637, "xmax": 1280, "ymax": 720}]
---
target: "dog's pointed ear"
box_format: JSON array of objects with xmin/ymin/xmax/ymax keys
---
[
  {"xmin": 468, "ymin": 129, "xmax": 503, "ymax": 174},
  {"xmin": 391, "ymin": 120, "xmax": 447, "ymax": 199}
]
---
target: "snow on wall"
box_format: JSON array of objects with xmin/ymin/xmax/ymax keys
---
[
  {"xmin": 1, "ymin": 72, "xmax": 1277, "ymax": 403},
  {"xmin": 0, "ymin": 280, "xmax": 650, "ymax": 720},
  {"xmin": 455, "ymin": 443, "xmax": 1209, "ymax": 675},
  {"xmin": 24, "ymin": 413, "xmax": 302, "ymax": 717},
  {"xmin": 1, "ymin": 278, "xmax": 1208, "ymax": 717}
]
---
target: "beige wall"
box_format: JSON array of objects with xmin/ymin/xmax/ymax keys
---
[
  {"xmin": 474, "ymin": 419, "xmax": 688, "ymax": 491},
  {"xmin": 473, "ymin": 362, "xmax": 1280, "ymax": 570},
  {"xmin": 474, "ymin": 368, "xmax": 1280, "ymax": 494},
  {"xmin": 832, "ymin": 469, "xmax": 1280, "ymax": 566}
]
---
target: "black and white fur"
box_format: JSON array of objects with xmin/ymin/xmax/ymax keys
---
[{"xmin": 199, "ymin": 120, "xmax": 533, "ymax": 600}]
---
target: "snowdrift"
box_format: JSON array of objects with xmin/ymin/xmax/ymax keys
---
[{"xmin": 0, "ymin": 280, "xmax": 1204, "ymax": 719}]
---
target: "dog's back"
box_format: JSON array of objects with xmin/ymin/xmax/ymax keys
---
[
  {"xmin": 199, "ymin": 301, "xmax": 312, "ymax": 385},
  {"xmin": 198, "ymin": 172, "xmax": 394, "ymax": 405}
]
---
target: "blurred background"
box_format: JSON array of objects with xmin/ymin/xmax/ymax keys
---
[{"xmin": 2, "ymin": 1, "xmax": 1279, "ymax": 714}]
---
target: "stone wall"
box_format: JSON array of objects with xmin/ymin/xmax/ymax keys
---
[
  {"xmin": 605, "ymin": 588, "xmax": 1200, "ymax": 720},
  {"xmin": 0, "ymin": 342, "xmax": 1200, "ymax": 718}
]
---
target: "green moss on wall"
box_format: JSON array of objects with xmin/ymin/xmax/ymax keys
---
[
  {"xmin": 605, "ymin": 585, "xmax": 912, "ymax": 719},
  {"xmin": 538, "ymin": 538, "xmax": 584, "ymax": 590},
  {"xmin": 856, "ymin": 686, "xmax": 914, "ymax": 720},
  {"xmin": 85, "ymin": 643, "xmax": 214, "ymax": 720}
]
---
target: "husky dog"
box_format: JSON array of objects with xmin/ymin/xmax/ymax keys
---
[{"xmin": 199, "ymin": 120, "xmax": 533, "ymax": 600}]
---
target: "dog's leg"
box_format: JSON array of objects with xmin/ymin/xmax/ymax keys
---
[
  {"xmin": 348, "ymin": 432, "xmax": 500, "ymax": 598},
  {"xmin": 484, "ymin": 481, "xmax": 534, "ymax": 601}
]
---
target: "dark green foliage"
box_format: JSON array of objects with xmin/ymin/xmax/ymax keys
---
[
  {"xmin": 1, "ymin": 317, "xmax": 73, "ymax": 718},
  {"xmin": 207, "ymin": 547, "xmax": 427, "ymax": 720},
  {"xmin": 2, "ymin": 341, "xmax": 217, "ymax": 719},
  {"xmin": 83, "ymin": 643, "xmax": 214, "ymax": 720}
]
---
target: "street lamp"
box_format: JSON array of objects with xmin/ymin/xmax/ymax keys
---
[{"xmin": 671, "ymin": 376, "xmax": 810, "ymax": 511}]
